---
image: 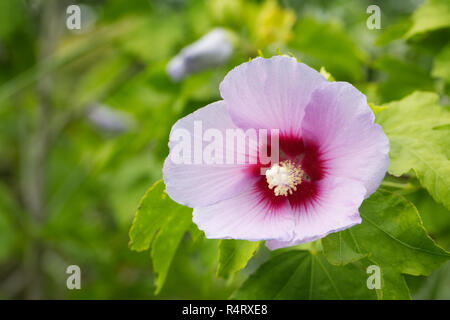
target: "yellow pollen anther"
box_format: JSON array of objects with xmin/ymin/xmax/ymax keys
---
[{"xmin": 265, "ymin": 160, "xmax": 303, "ymax": 196}]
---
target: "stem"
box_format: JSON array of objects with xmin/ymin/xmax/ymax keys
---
[
  {"xmin": 380, "ymin": 181, "xmax": 413, "ymax": 189},
  {"xmin": 21, "ymin": 0, "xmax": 62, "ymax": 299}
]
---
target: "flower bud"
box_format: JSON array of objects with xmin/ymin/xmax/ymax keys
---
[
  {"xmin": 87, "ymin": 104, "xmax": 134, "ymax": 134},
  {"xmin": 167, "ymin": 28, "xmax": 233, "ymax": 81}
]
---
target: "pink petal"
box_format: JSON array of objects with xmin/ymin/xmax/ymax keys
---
[
  {"xmin": 266, "ymin": 176, "xmax": 365, "ymax": 250},
  {"xmin": 219, "ymin": 56, "xmax": 327, "ymax": 137},
  {"xmin": 301, "ymin": 81, "xmax": 389, "ymax": 197},
  {"xmin": 163, "ymin": 101, "xmax": 258, "ymax": 207},
  {"xmin": 193, "ymin": 186, "xmax": 295, "ymax": 241}
]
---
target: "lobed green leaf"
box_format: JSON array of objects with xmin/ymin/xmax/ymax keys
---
[
  {"xmin": 217, "ymin": 240, "xmax": 260, "ymax": 279},
  {"xmin": 232, "ymin": 250, "xmax": 377, "ymax": 300},
  {"xmin": 322, "ymin": 189, "xmax": 450, "ymax": 299},
  {"xmin": 405, "ymin": 0, "xmax": 450, "ymax": 38},
  {"xmin": 376, "ymin": 91, "xmax": 450, "ymax": 209},
  {"xmin": 129, "ymin": 179, "xmax": 193, "ymax": 294}
]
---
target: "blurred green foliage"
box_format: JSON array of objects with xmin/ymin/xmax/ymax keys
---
[{"xmin": 0, "ymin": 0, "xmax": 449, "ymax": 299}]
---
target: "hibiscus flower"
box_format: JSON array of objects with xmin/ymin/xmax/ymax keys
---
[{"xmin": 163, "ymin": 56, "xmax": 389, "ymax": 249}]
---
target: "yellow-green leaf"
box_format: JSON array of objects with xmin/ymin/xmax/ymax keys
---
[{"xmin": 217, "ymin": 240, "xmax": 260, "ymax": 279}]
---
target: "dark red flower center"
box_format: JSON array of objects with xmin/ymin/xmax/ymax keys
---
[{"xmin": 247, "ymin": 134, "xmax": 326, "ymax": 210}]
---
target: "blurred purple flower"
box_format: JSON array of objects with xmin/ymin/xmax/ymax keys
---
[
  {"xmin": 87, "ymin": 104, "xmax": 134, "ymax": 134},
  {"xmin": 167, "ymin": 28, "xmax": 233, "ymax": 81}
]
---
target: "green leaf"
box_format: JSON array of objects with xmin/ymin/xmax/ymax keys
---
[
  {"xmin": 373, "ymin": 56, "xmax": 434, "ymax": 102},
  {"xmin": 118, "ymin": 15, "xmax": 185, "ymax": 63},
  {"xmin": 406, "ymin": 188, "xmax": 450, "ymax": 247},
  {"xmin": 322, "ymin": 230, "xmax": 367, "ymax": 266},
  {"xmin": 322, "ymin": 233, "xmax": 411, "ymax": 299},
  {"xmin": 375, "ymin": 264, "xmax": 411, "ymax": 300},
  {"xmin": 319, "ymin": 66, "xmax": 335, "ymax": 82},
  {"xmin": 375, "ymin": 19, "xmax": 412, "ymax": 45},
  {"xmin": 432, "ymin": 43, "xmax": 450, "ymax": 83},
  {"xmin": 217, "ymin": 240, "xmax": 260, "ymax": 279},
  {"xmin": 290, "ymin": 17, "xmax": 366, "ymax": 82},
  {"xmin": 376, "ymin": 91, "xmax": 450, "ymax": 209},
  {"xmin": 232, "ymin": 250, "xmax": 377, "ymax": 300},
  {"xmin": 128, "ymin": 180, "xmax": 171, "ymax": 252},
  {"xmin": 324, "ymin": 189, "xmax": 449, "ymax": 273},
  {"xmin": 129, "ymin": 180, "xmax": 193, "ymax": 294},
  {"xmin": 368, "ymin": 102, "xmax": 388, "ymax": 115},
  {"xmin": 406, "ymin": 0, "xmax": 450, "ymax": 38},
  {"xmin": 151, "ymin": 205, "xmax": 193, "ymax": 294},
  {"xmin": 188, "ymin": 222, "xmax": 205, "ymax": 244},
  {"xmin": 322, "ymin": 189, "xmax": 450, "ymax": 299},
  {"xmin": 413, "ymin": 261, "xmax": 450, "ymax": 299}
]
